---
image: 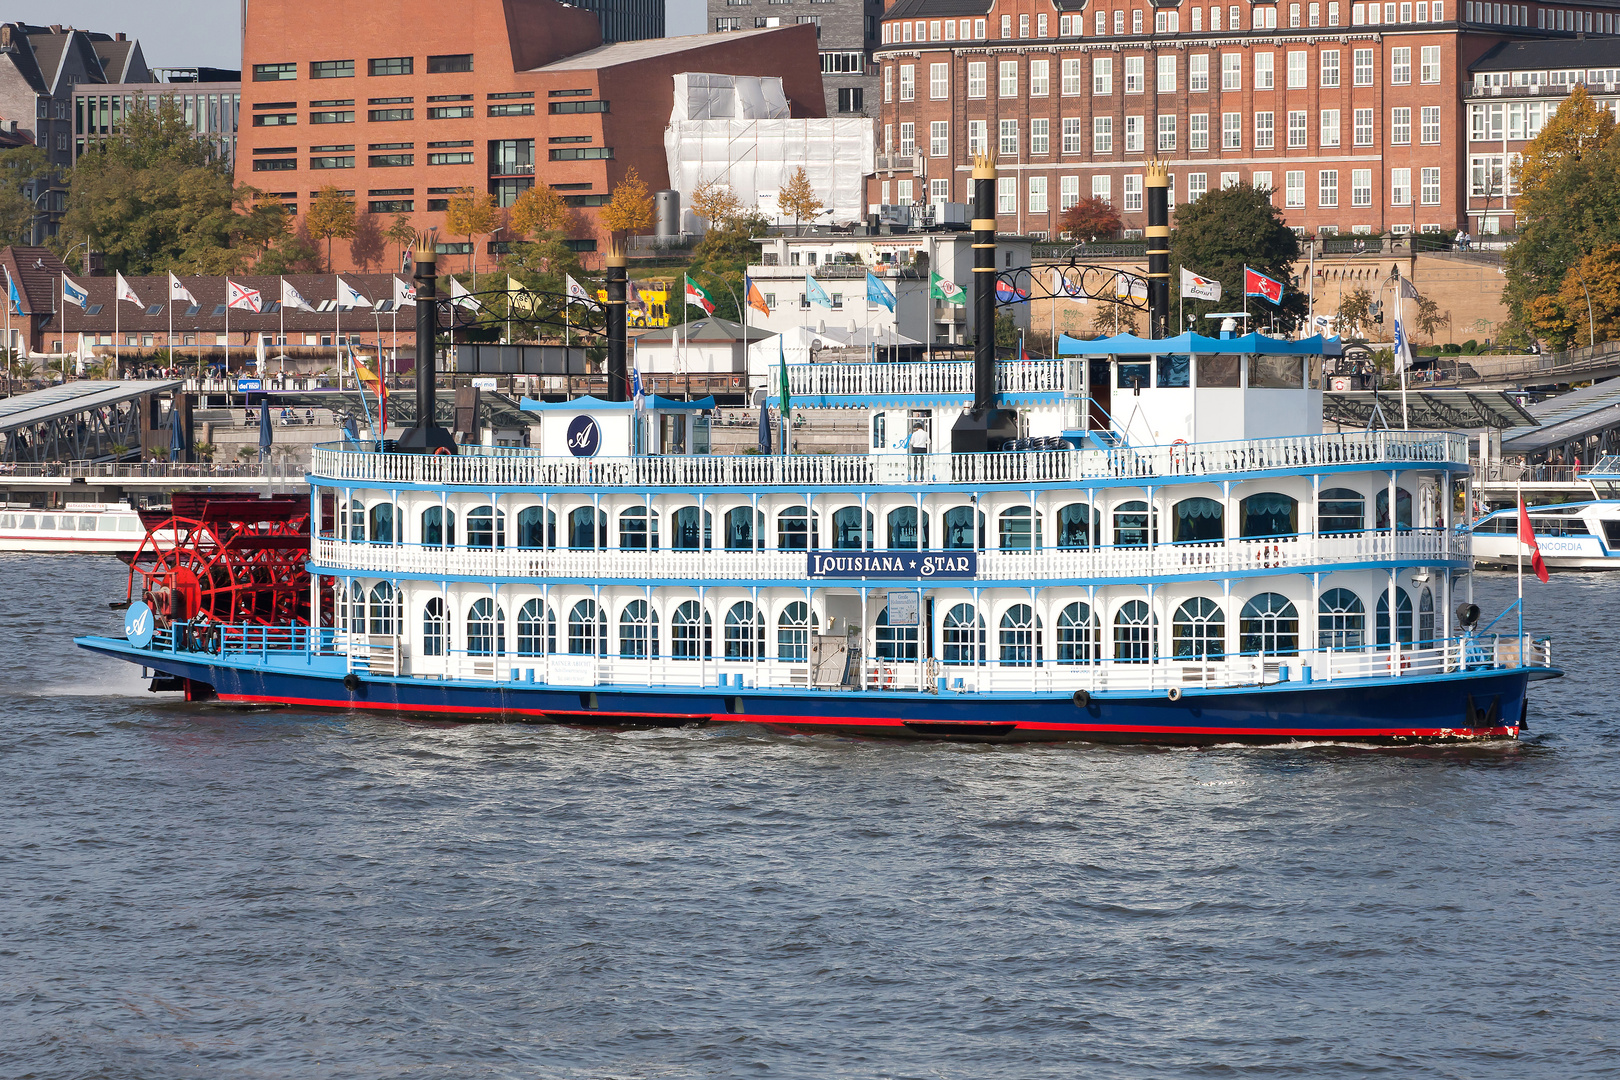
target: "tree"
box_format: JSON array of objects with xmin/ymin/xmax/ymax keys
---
[
  {"xmin": 509, "ymin": 182, "xmax": 573, "ymax": 239},
  {"xmin": 1515, "ymin": 85, "xmax": 1616, "ymax": 198},
  {"xmin": 675, "ymin": 211, "xmax": 770, "ymax": 325},
  {"xmin": 778, "ymin": 166, "xmax": 825, "ymax": 235},
  {"xmin": 444, "ymin": 187, "xmax": 500, "ymax": 280},
  {"xmin": 256, "ymin": 215, "xmax": 323, "ymax": 274},
  {"xmin": 598, "ymin": 167, "xmax": 653, "ymax": 236},
  {"xmin": 690, "ymin": 179, "xmax": 744, "ymax": 230},
  {"xmin": 1058, "ymin": 196, "xmax": 1122, "ymax": 241},
  {"xmin": 385, "ymin": 213, "xmax": 417, "ymax": 272},
  {"xmin": 1413, "ymin": 294, "xmax": 1450, "ymax": 342},
  {"xmin": 1334, "ymin": 287, "xmax": 1377, "ymax": 338},
  {"xmin": 349, "ymin": 211, "xmax": 386, "ymax": 272},
  {"xmin": 1167, "ymin": 183, "xmax": 1306, "ymax": 333},
  {"xmin": 0, "ymin": 145, "xmax": 50, "ymax": 245},
  {"xmin": 1528, "ymin": 244, "xmax": 1620, "ymax": 350},
  {"xmin": 1089, "ymin": 301, "xmax": 1141, "ymax": 337},
  {"xmin": 306, "ymin": 185, "xmax": 357, "ymax": 272}
]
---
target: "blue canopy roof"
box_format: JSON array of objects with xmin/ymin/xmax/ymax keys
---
[
  {"xmin": 1057, "ymin": 331, "xmax": 1341, "ymax": 356},
  {"xmin": 520, "ymin": 394, "xmax": 715, "ymax": 413}
]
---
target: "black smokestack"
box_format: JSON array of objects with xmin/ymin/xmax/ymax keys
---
[
  {"xmin": 393, "ymin": 238, "xmax": 457, "ymax": 454},
  {"xmin": 950, "ymin": 153, "xmax": 1018, "ymax": 454},
  {"xmin": 605, "ymin": 245, "xmax": 627, "ymax": 402},
  {"xmin": 1146, "ymin": 161, "xmax": 1170, "ymax": 338}
]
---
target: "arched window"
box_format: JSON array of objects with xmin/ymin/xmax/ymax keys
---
[
  {"xmin": 422, "ymin": 597, "xmax": 445, "ymax": 656},
  {"xmin": 1318, "ymin": 588, "xmax": 1365, "ymax": 649},
  {"xmin": 516, "ymin": 506, "xmax": 550, "ymax": 549},
  {"xmin": 345, "ymin": 499, "xmax": 365, "ymax": 542},
  {"xmin": 1057, "ymin": 503, "xmax": 1099, "ymax": 548},
  {"xmin": 999, "ymin": 507, "xmax": 1043, "ymax": 550},
  {"xmin": 724, "ymin": 506, "xmax": 763, "ymax": 550},
  {"xmin": 1173, "ymin": 497, "xmax": 1224, "ymax": 543},
  {"xmin": 619, "ymin": 599, "xmax": 658, "ymax": 658},
  {"xmin": 619, "ymin": 508, "xmax": 657, "ymax": 550},
  {"xmin": 1113, "ymin": 500, "xmax": 1154, "ymax": 547},
  {"xmin": 466, "ymin": 506, "xmax": 505, "ymax": 549},
  {"xmin": 886, "ymin": 506, "xmax": 929, "ymax": 549},
  {"xmin": 368, "ymin": 582, "xmax": 398, "ymax": 636},
  {"xmin": 777, "ymin": 507, "xmax": 819, "ymax": 550},
  {"xmin": 1173, "ymin": 597, "xmax": 1225, "ymax": 659},
  {"xmin": 941, "ymin": 505, "xmax": 985, "ymax": 550},
  {"xmin": 1239, "ymin": 493, "xmax": 1298, "ymax": 538},
  {"xmin": 671, "ymin": 600, "xmax": 712, "ymax": 659},
  {"xmin": 671, "ymin": 506, "xmax": 711, "ymax": 550},
  {"xmin": 1376, "ymin": 586, "xmax": 1414, "ymax": 646},
  {"xmin": 831, "ymin": 506, "xmax": 872, "ymax": 549},
  {"xmin": 941, "ymin": 602, "xmax": 985, "ymax": 665},
  {"xmin": 517, "ymin": 598, "xmax": 552, "ymax": 656},
  {"xmin": 724, "ymin": 601, "xmax": 764, "ymax": 660},
  {"xmin": 567, "ymin": 599, "xmax": 607, "ymax": 655},
  {"xmin": 777, "ymin": 601, "xmax": 818, "ymax": 660},
  {"xmin": 368, "ymin": 503, "xmax": 394, "ymax": 544},
  {"xmin": 875, "ymin": 604, "xmax": 919, "ymax": 660},
  {"xmin": 467, "ymin": 597, "xmax": 505, "ymax": 656},
  {"xmin": 1317, "ymin": 488, "xmax": 1364, "ymax": 534},
  {"xmin": 1114, "ymin": 600, "xmax": 1156, "ymax": 662},
  {"xmin": 999, "ymin": 604, "xmax": 1043, "ymax": 665},
  {"xmin": 1376, "ymin": 487, "xmax": 1413, "ymax": 531},
  {"xmin": 1056, "ymin": 601, "xmax": 1098, "ymax": 664},
  {"xmin": 1418, "ymin": 586, "xmax": 1435, "ymax": 646},
  {"xmin": 422, "ymin": 506, "xmax": 456, "ymax": 547},
  {"xmin": 568, "ymin": 507, "xmax": 606, "ymax": 550},
  {"xmin": 1239, "ymin": 592, "xmax": 1299, "ymax": 655}
]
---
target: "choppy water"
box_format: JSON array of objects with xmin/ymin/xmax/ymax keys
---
[{"xmin": 1, "ymin": 555, "xmax": 1617, "ymax": 1079}]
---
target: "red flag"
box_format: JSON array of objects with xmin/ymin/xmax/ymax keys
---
[
  {"xmin": 1243, "ymin": 266, "xmax": 1284, "ymax": 305},
  {"xmin": 1517, "ymin": 496, "xmax": 1549, "ymax": 583}
]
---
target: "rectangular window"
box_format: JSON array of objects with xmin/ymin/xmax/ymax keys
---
[
  {"xmin": 930, "ymin": 62, "xmax": 949, "ymax": 98},
  {"xmin": 931, "ymin": 120, "xmax": 949, "ymax": 156},
  {"xmin": 368, "ymin": 107, "xmax": 413, "ymax": 122},
  {"xmin": 999, "ymin": 118, "xmax": 1018, "ymax": 155},
  {"xmin": 900, "ymin": 65, "xmax": 915, "ymax": 101},
  {"xmin": 885, "ymin": 65, "xmax": 892, "ymax": 103},
  {"xmin": 1354, "ymin": 107, "xmax": 1374, "ymax": 145},
  {"xmin": 1094, "ymin": 116, "xmax": 1114, "ymax": 152},
  {"xmin": 1190, "ymin": 113, "xmax": 1209, "ymax": 150},
  {"xmin": 1330, "ymin": 0, "xmax": 1341, "ymax": 22},
  {"xmin": 1124, "ymin": 174, "xmax": 1143, "ymax": 211},
  {"xmin": 427, "ymin": 54, "xmax": 473, "ymax": 73},
  {"xmin": 1421, "ymin": 166, "xmax": 1441, "ymax": 204},
  {"xmin": 1031, "ymin": 117, "xmax": 1050, "ymax": 154},
  {"xmin": 1288, "ymin": 110, "xmax": 1308, "ymax": 147},
  {"xmin": 1158, "ymin": 114, "xmax": 1177, "ymax": 150},
  {"xmin": 1288, "ymin": 51, "xmax": 1309, "ymax": 88},
  {"xmin": 1222, "ymin": 53, "xmax": 1242, "ymax": 90},
  {"xmin": 252, "ymin": 63, "xmax": 297, "ymax": 81},
  {"xmin": 1061, "ymin": 175, "xmax": 1080, "ymax": 211},
  {"xmin": 968, "ymin": 62, "xmax": 987, "ymax": 98},
  {"xmin": 1223, "ymin": 171, "xmax": 1240, "ymax": 189},
  {"xmin": 1125, "ymin": 115, "xmax": 1143, "ymax": 152},
  {"xmin": 1354, "ymin": 48, "xmax": 1374, "ymax": 85},
  {"xmin": 429, "ymin": 105, "xmax": 475, "ymax": 119},
  {"xmin": 1391, "ymin": 46, "xmax": 1411, "ymax": 83},
  {"xmin": 1062, "ymin": 58, "xmax": 1083, "ymax": 95},
  {"xmin": 968, "ymin": 120, "xmax": 987, "ymax": 155},
  {"xmin": 1351, "ymin": 168, "xmax": 1372, "ymax": 206},
  {"xmin": 310, "ymin": 154, "xmax": 355, "ymax": 169},
  {"xmin": 1030, "ymin": 59, "xmax": 1050, "ymax": 95},
  {"xmin": 252, "ymin": 157, "xmax": 297, "ymax": 171},
  {"xmin": 1286, "ymin": 170, "xmax": 1305, "ymax": 207},
  {"xmin": 548, "ymin": 147, "xmax": 611, "ymax": 161},
  {"xmin": 1094, "ymin": 57, "xmax": 1113, "ymax": 94},
  {"xmin": 548, "ymin": 99, "xmax": 607, "ymax": 114},
  {"xmin": 1187, "ymin": 172, "xmax": 1207, "ymax": 201},
  {"xmin": 1125, "ymin": 56, "xmax": 1144, "ymax": 93},
  {"xmin": 931, "ymin": 178, "xmax": 950, "ymax": 203},
  {"xmin": 1254, "ymin": 112, "xmax": 1274, "ymax": 148},
  {"xmin": 253, "ymin": 112, "xmax": 297, "ymax": 127},
  {"xmin": 1253, "ymin": 171, "xmax": 1273, "ymax": 193},
  {"xmin": 975, "ymin": 17, "xmax": 986, "ymax": 37},
  {"xmin": 1029, "ymin": 175, "xmax": 1048, "ymax": 213},
  {"xmin": 310, "ymin": 60, "xmax": 354, "ymax": 79},
  {"xmin": 900, "ymin": 122, "xmax": 915, "ymax": 155},
  {"xmin": 1190, "ymin": 54, "xmax": 1209, "ymax": 92},
  {"xmin": 1421, "ymin": 106, "xmax": 1441, "ymax": 144},
  {"xmin": 998, "ymin": 175, "xmax": 1017, "ymax": 213},
  {"xmin": 1420, "ymin": 44, "xmax": 1440, "ymax": 82},
  {"xmin": 1391, "ymin": 167, "xmax": 1411, "ymax": 205},
  {"xmin": 1092, "ymin": 175, "xmax": 1111, "ymax": 204},
  {"xmin": 1391, "ymin": 107, "xmax": 1411, "ymax": 144},
  {"xmin": 822, "ymin": 52, "xmax": 865, "ymax": 76},
  {"xmin": 837, "ymin": 87, "xmax": 863, "ymax": 113},
  {"xmin": 1320, "ymin": 169, "xmax": 1339, "ymax": 207},
  {"xmin": 369, "ymin": 57, "xmax": 412, "ymax": 76},
  {"xmin": 488, "ymin": 102, "xmax": 533, "ymax": 117},
  {"xmin": 1321, "ymin": 109, "xmax": 1340, "ymax": 146},
  {"xmin": 1157, "ymin": 56, "xmax": 1177, "ymax": 93},
  {"xmin": 1000, "ymin": 60, "xmax": 1019, "ymax": 97},
  {"xmin": 429, "ymin": 151, "xmax": 476, "ymax": 164},
  {"xmin": 1063, "ymin": 117, "xmax": 1083, "ymax": 153},
  {"xmin": 368, "ymin": 153, "xmax": 413, "ymax": 167},
  {"xmin": 1255, "ymin": 52, "xmax": 1275, "ymax": 89},
  {"xmin": 1222, "ymin": 112, "xmax": 1242, "ymax": 149},
  {"xmin": 1321, "ymin": 50, "xmax": 1340, "ymax": 87}
]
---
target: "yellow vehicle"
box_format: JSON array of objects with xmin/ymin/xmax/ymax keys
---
[{"xmin": 596, "ymin": 277, "xmax": 672, "ymax": 328}]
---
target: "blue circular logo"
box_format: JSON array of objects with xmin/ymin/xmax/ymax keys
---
[
  {"xmin": 124, "ymin": 600, "xmax": 155, "ymax": 647},
  {"xmin": 565, "ymin": 415, "xmax": 601, "ymax": 458}
]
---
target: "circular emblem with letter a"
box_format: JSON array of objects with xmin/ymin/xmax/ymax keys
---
[
  {"xmin": 124, "ymin": 600, "xmax": 154, "ymax": 647},
  {"xmin": 565, "ymin": 415, "xmax": 601, "ymax": 458}
]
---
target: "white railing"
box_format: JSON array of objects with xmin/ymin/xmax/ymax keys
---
[
  {"xmin": 315, "ymin": 529, "xmax": 1465, "ymax": 582},
  {"xmin": 785, "ymin": 359, "xmax": 1067, "ymax": 399},
  {"xmin": 384, "ymin": 635, "xmax": 1549, "ymax": 696},
  {"xmin": 310, "ymin": 431, "xmax": 1467, "ymax": 491}
]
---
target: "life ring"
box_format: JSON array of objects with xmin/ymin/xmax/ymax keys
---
[
  {"xmin": 1170, "ymin": 439, "xmax": 1189, "ymax": 468},
  {"xmin": 1388, "ymin": 655, "xmax": 1411, "ymax": 675},
  {"xmin": 433, "ymin": 446, "xmax": 453, "ymax": 456},
  {"xmin": 1167, "ymin": 686, "xmax": 1183, "ymax": 701}
]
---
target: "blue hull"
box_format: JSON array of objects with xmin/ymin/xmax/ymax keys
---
[{"xmin": 77, "ymin": 636, "xmax": 1543, "ymax": 745}]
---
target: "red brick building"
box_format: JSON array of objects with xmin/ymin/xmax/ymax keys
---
[
  {"xmin": 237, "ymin": 0, "xmax": 825, "ymax": 271},
  {"xmin": 870, "ymin": 0, "xmax": 1613, "ymax": 237}
]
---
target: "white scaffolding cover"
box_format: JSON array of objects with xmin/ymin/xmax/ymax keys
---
[{"xmin": 665, "ymin": 73, "xmax": 875, "ymax": 231}]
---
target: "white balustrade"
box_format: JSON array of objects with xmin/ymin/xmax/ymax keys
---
[{"xmin": 784, "ymin": 359, "xmax": 1067, "ymax": 398}]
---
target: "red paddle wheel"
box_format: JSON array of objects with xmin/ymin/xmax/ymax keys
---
[{"xmin": 127, "ymin": 493, "xmax": 329, "ymax": 628}]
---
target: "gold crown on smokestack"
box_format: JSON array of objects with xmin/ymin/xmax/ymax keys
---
[
  {"xmin": 1145, "ymin": 160, "xmax": 1169, "ymax": 183},
  {"xmin": 413, "ymin": 229, "xmax": 438, "ymax": 263},
  {"xmin": 972, "ymin": 151, "xmax": 997, "ymax": 179}
]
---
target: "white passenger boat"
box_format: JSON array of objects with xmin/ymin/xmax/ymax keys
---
[
  {"xmin": 0, "ymin": 501, "xmax": 147, "ymax": 554},
  {"xmin": 1471, "ymin": 501, "xmax": 1620, "ymax": 571}
]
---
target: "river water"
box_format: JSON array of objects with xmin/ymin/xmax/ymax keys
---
[{"xmin": 2, "ymin": 554, "xmax": 1616, "ymax": 1079}]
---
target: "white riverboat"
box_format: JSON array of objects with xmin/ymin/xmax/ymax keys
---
[
  {"xmin": 1471, "ymin": 500, "xmax": 1620, "ymax": 571},
  {"xmin": 0, "ymin": 501, "xmax": 147, "ymax": 554}
]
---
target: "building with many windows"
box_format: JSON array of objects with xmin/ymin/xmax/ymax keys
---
[
  {"xmin": 72, "ymin": 72, "xmax": 243, "ymax": 169},
  {"xmin": 871, "ymin": 0, "xmax": 1618, "ymax": 237},
  {"xmin": 710, "ymin": 0, "xmax": 884, "ymax": 117},
  {"xmin": 237, "ymin": 0, "xmax": 825, "ymax": 271}
]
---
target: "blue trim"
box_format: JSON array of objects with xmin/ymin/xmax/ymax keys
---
[
  {"xmin": 1057, "ymin": 331, "xmax": 1342, "ymax": 356},
  {"xmin": 520, "ymin": 394, "xmax": 713, "ymax": 413},
  {"xmin": 769, "ymin": 391, "xmax": 1064, "ymax": 410}
]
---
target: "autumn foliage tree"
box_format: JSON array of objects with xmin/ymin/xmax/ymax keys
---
[
  {"xmin": 778, "ymin": 167, "xmax": 825, "ymax": 235},
  {"xmin": 690, "ymin": 179, "xmax": 744, "ymax": 230},
  {"xmin": 306, "ymin": 185, "xmax": 357, "ymax": 272},
  {"xmin": 599, "ymin": 166, "xmax": 654, "ymax": 236},
  {"xmin": 445, "ymin": 187, "xmax": 501, "ymax": 280},
  {"xmin": 510, "ymin": 182, "xmax": 574, "ymax": 238},
  {"xmin": 385, "ymin": 213, "xmax": 416, "ymax": 272},
  {"xmin": 1058, "ymin": 196, "xmax": 1122, "ymax": 241}
]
